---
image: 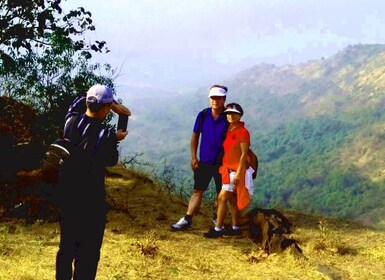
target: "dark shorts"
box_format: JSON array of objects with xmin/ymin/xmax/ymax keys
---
[{"xmin": 193, "ymin": 162, "xmax": 222, "ymax": 194}]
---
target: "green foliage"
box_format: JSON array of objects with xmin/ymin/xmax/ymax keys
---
[
  {"xmin": 0, "ymin": 0, "xmax": 116, "ymax": 143},
  {"xmin": 0, "ymin": 0, "xmax": 108, "ymax": 66},
  {"xmin": 253, "ymin": 109, "xmax": 385, "ymax": 221}
]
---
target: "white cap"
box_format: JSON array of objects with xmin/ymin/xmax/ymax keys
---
[
  {"xmin": 86, "ymin": 84, "xmax": 117, "ymax": 104},
  {"xmin": 208, "ymin": 86, "xmax": 227, "ymax": 97},
  {"xmin": 223, "ymin": 103, "xmax": 243, "ymax": 115}
]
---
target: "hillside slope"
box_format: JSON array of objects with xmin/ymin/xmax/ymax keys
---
[
  {"xmin": 227, "ymin": 44, "xmax": 385, "ymax": 228},
  {"xmin": 225, "ymin": 44, "xmax": 385, "ymax": 122},
  {"xmin": 1, "ymin": 167, "xmax": 385, "ymax": 279},
  {"xmin": 118, "ymin": 44, "xmax": 385, "ymax": 228}
]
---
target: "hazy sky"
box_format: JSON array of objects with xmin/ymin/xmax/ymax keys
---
[{"xmin": 62, "ymin": 0, "xmax": 385, "ymax": 90}]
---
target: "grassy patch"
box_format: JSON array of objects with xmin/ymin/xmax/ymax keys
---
[{"xmin": 1, "ymin": 166, "xmax": 385, "ymax": 279}]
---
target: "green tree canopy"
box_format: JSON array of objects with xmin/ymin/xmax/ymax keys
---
[
  {"xmin": 0, "ymin": 0, "xmax": 118, "ymax": 143},
  {"xmin": 0, "ymin": 0, "xmax": 107, "ymax": 67}
]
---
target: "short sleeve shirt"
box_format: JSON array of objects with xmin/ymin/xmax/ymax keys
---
[
  {"xmin": 222, "ymin": 122, "xmax": 250, "ymax": 169},
  {"xmin": 193, "ymin": 108, "xmax": 228, "ymax": 164}
]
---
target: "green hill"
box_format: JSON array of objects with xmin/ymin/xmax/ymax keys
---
[
  {"xmin": 121, "ymin": 44, "xmax": 385, "ymax": 228},
  {"xmin": 223, "ymin": 44, "xmax": 385, "ymax": 228}
]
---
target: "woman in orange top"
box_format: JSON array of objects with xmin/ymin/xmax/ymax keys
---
[{"xmin": 204, "ymin": 103, "xmax": 251, "ymax": 238}]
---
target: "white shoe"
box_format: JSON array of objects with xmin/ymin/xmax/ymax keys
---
[
  {"xmin": 212, "ymin": 219, "xmax": 225, "ymax": 229},
  {"xmin": 171, "ymin": 217, "xmax": 191, "ymax": 231}
]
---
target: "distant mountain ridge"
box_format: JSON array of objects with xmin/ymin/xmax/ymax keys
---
[
  {"xmin": 224, "ymin": 44, "xmax": 385, "ymax": 122},
  {"xmin": 121, "ymin": 44, "xmax": 385, "ymax": 228}
]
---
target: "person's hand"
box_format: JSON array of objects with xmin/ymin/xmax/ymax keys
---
[
  {"xmin": 191, "ymin": 158, "xmax": 199, "ymax": 171},
  {"xmin": 116, "ymin": 129, "xmax": 128, "ymax": 141},
  {"xmin": 111, "ymin": 102, "xmax": 131, "ymax": 116}
]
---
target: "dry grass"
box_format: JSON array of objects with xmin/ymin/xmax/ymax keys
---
[{"xmin": 1, "ymin": 165, "xmax": 385, "ymax": 279}]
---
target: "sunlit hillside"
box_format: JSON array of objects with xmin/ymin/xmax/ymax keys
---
[
  {"xmin": 119, "ymin": 44, "xmax": 385, "ymax": 228},
  {"xmin": 1, "ymin": 166, "xmax": 385, "ymax": 280},
  {"xmin": 224, "ymin": 44, "xmax": 385, "ymax": 121}
]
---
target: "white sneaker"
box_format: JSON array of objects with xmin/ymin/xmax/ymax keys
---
[
  {"xmin": 212, "ymin": 219, "xmax": 225, "ymax": 229},
  {"xmin": 171, "ymin": 217, "xmax": 191, "ymax": 231}
]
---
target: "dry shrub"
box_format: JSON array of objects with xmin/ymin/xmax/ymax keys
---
[
  {"xmin": 313, "ymin": 219, "xmax": 357, "ymax": 255},
  {"xmin": 135, "ymin": 234, "xmax": 159, "ymax": 259},
  {"xmin": 0, "ymin": 96, "xmax": 36, "ymax": 144}
]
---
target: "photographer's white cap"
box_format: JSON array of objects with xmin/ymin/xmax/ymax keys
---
[{"xmin": 86, "ymin": 84, "xmax": 117, "ymax": 104}]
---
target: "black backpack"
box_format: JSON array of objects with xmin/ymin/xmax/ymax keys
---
[{"xmin": 41, "ymin": 114, "xmax": 94, "ymax": 184}]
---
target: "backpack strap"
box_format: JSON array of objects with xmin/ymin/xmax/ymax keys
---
[
  {"xmin": 65, "ymin": 113, "xmax": 110, "ymax": 158},
  {"xmin": 66, "ymin": 96, "xmax": 86, "ymax": 118},
  {"xmin": 198, "ymin": 108, "xmax": 209, "ymax": 133},
  {"xmin": 198, "ymin": 107, "xmax": 230, "ymax": 133},
  {"xmin": 64, "ymin": 113, "xmax": 85, "ymax": 146}
]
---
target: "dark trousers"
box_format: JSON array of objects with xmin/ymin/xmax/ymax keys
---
[{"xmin": 56, "ymin": 206, "xmax": 106, "ymax": 280}]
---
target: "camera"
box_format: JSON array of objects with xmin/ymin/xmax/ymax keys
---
[{"xmin": 117, "ymin": 114, "xmax": 128, "ymax": 132}]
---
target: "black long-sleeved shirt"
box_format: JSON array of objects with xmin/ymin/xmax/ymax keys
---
[{"xmin": 58, "ymin": 97, "xmax": 119, "ymax": 208}]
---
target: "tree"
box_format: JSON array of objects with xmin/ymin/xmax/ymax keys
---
[
  {"xmin": 0, "ymin": 0, "xmax": 118, "ymax": 143},
  {"xmin": 0, "ymin": 0, "xmax": 107, "ymax": 68}
]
